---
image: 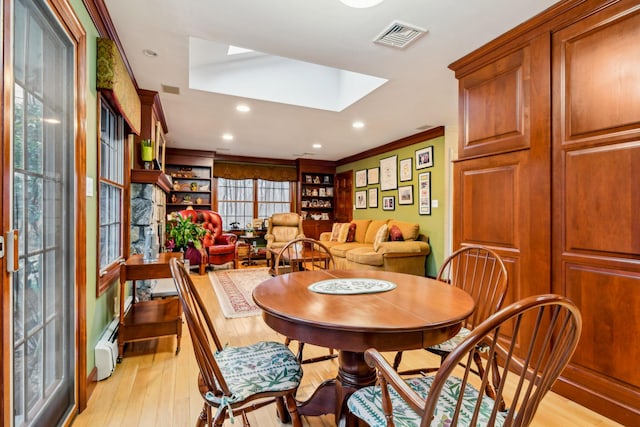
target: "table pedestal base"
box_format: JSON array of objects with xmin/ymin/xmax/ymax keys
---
[{"xmin": 296, "ymin": 351, "xmax": 376, "ymax": 426}]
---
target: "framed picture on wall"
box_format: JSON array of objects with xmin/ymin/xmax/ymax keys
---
[
  {"xmin": 367, "ymin": 167, "xmax": 380, "ymax": 185},
  {"xmin": 368, "ymin": 187, "xmax": 378, "ymax": 208},
  {"xmin": 355, "ymin": 190, "xmax": 367, "ymax": 209},
  {"xmin": 355, "ymin": 169, "xmax": 367, "ymax": 187},
  {"xmin": 382, "ymin": 196, "xmax": 395, "ymax": 211},
  {"xmin": 415, "ymin": 146, "xmax": 434, "ymax": 169},
  {"xmin": 398, "ymin": 185, "xmax": 414, "ymax": 205},
  {"xmin": 418, "ymin": 172, "xmax": 431, "ymax": 215},
  {"xmin": 399, "ymin": 158, "xmax": 412, "ymax": 181},
  {"xmin": 380, "ymin": 155, "xmax": 398, "ymax": 191}
]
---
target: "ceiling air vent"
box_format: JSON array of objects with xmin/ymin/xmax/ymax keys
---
[
  {"xmin": 374, "ymin": 21, "xmax": 427, "ymax": 49},
  {"xmin": 161, "ymin": 84, "xmax": 180, "ymax": 95}
]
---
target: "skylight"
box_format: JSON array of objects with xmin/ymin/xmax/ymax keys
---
[{"xmin": 189, "ymin": 37, "xmax": 388, "ymax": 112}]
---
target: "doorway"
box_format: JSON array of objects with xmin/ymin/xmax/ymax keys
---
[{"xmin": 3, "ymin": 0, "xmax": 86, "ymax": 424}]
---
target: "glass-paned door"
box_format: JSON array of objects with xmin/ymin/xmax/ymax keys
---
[{"xmin": 12, "ymin": 0, "xmax": 75, "ymax": 425}]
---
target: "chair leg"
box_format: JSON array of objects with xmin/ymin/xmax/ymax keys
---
[
  {"xmin": 296, "ymin": 341, "xmax": 305, "ymax": 362},
  {"xmin": 393, "ymin": 351, "xmax": 404, "ymax": 370},
  {"xmin": 196, "ymin": 404, "xmax": 207, "ymax": 427},
  {"xmin": 472, "ymin": 351, "xmax": 506, "ymax": 411},
  {"xmin": 284, "ymin": 393, "xmax": 302, "ymax": 427}
]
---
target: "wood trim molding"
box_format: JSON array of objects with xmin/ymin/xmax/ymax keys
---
[
  {"xmin": 448, "ymin": 0, "xmax": 618, "ymax": 77},
  {"xmin": 213, "ymin": 152, "xmax": 297, "ymax": 167},
  {"xmin": 130, "ymin": 169, "xmax": 172, "ymax": 193},
  {"xmin": 337, "ymin": 126, "xmax": 445, "ymax": 166},
  {"xmin": 49, "ymin": 0, "xmax": 89, "ymax": 415}
]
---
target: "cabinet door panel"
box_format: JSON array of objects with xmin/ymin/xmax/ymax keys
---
[
  {"xmin": 454, "ymin": 149, "xmax": 549, "ymax": 305},
  {"xmin": 458, "ymin": 35, "xmax": 548, "ymax": 159},
  {"xmin": 557, "ymin": 7, "xmax": 640, "ymax": 142},
  {"xmin": 552, "ymin": 2, "xmax": 640, "ymax": 423}
]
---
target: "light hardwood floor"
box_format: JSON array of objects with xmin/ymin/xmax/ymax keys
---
[{"xmin": 72, "ymin": 270, "xmax": 620, "ymax": 427}]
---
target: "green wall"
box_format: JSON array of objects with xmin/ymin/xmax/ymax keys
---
[
  {"xmin": 337, "ymin": 135, "xmax": 446, "ymax": 277},
  {"xmin": 70, "ymin": 0, "xmax": 115, "ymax": 376}
]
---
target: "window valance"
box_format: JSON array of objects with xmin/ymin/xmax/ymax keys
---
[
  {"xmin": 96, "ymin": 38, "xmax": 141, "ymax": 135},
  {"xmin": 214, "ymin": 162, "xmax": 297, "ymax": 181}
]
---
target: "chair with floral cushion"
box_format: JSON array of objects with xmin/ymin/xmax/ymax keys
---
[
  {"xmin": 169, "ymin": 258, "xmax": 303, "ymax": 427},
  {"xmin": 393, "ymin": 245, "xmax": 508, "ymax": 406},
  {"xmin": 347, "ymin": 294, "xmax": 582, "ymax": 427}
]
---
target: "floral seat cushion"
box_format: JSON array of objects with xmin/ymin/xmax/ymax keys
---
[
  {"xmin": 347, "ymin": 375, "xmax": 505, "ymax": 427},
  {"xmin": 429, "ymin": 327, "xmax": 471, "ymax": 352},
  {"xmin": 207, "ymin": 341, "xmax": 303, "ymax": 403}
]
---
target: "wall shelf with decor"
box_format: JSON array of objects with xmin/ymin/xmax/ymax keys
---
[
  {"xmin": 165, "ymin": 149, "xmax": 214, "ymax": 216},
  {"xmin": 297, "ymin": 159, "xmax": 336, "ymax": 239}
]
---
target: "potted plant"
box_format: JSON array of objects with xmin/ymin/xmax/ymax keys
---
[{"xmin": 166, "ymin": 213, "xmax": 206, "ymax": 252}]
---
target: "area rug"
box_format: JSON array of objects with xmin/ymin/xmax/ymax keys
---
[{"xmin": 208, "ymin": 268, "xmax": 272, "ymax": 318}]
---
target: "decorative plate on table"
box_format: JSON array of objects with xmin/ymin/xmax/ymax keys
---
[{"xmin": 308, "ymin": 278, "xmax": 396, "ymax": 295}]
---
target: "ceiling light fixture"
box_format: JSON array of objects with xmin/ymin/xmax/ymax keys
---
[
  {"xmin": 142, "ymin": 49, "xmax": 158, "ymax": 57},
  {"xmin": 222, "ymin": 133, "xmax": 234, "ymax": 141},
  {"xmin": 236, "ymin": 104, "xmax": 250, "ymax": 112},
  {"xmin": 312, "ymin": 143, "xmax": 322, "ymax": 149},
  {"xmin": 339, "ymin": 0, "xmax": 384, "ymax": 8},
  {"xmin": 352, "ymin": 121, "xmax": 365, "ymax": 129}
]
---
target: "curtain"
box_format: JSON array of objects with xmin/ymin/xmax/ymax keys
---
[{"xmin": 214, "ymin": 161, "xmax": 297, "ymax": 181}]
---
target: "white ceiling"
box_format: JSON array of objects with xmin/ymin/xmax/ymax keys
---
[{"xmin": 104, "ymin": 0, "xmax": 558, "ymax": 161}]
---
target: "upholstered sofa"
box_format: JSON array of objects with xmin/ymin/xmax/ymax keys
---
[
  {"xmin": 319, "ymin": 219, "xmax": 430, "ymax": 276},
  {"xmin": 177, "ymin": 209, "xmax": 238, "ymax": 272}
]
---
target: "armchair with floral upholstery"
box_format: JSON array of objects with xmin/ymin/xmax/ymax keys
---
[
  {"xmin": 177, "ymin": 209, "xmax": 237, "ymax": 272},
  {"xmin": 265, "ymin": 212, "xmax": 305, "ymax": 253}
]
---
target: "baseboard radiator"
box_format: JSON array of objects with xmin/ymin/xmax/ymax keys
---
[{"xmin": 95, "ymin": 296, "xmax": 132, "ymax": 381}]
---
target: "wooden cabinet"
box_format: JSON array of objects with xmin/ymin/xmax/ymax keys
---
[
  {"xmin": 164, "ymin": 149, "xmax": 214, "ymax": 216},
  {"xmin": 450, "ymin": 1, "xmax": 640, "ymax": 424},
  {"xmin": 297, "ymin": 159, "xmax": 336, "ymax": 239}
]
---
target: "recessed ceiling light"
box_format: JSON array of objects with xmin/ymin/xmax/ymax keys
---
[
  {"xmin": 222, "ymin": 133, "xmax": 234, "ymax": 141},
  {"xmin": 339, "ymin": 0, "xmax": 384, "ymax": 8},
  {"xmin": 352, "ymin": 121, "xmax": 365, "ymax": 129},
  {"xmin": 142, "ymin": 49, "xmax": 158, "ymax": 57},
  {"xmin": 312, "ymin": 143, "xmax": 322, "ymax": 149},
  {"xmin": 236, "ymin": 104, "xmax": 251, "ymax": 112}
]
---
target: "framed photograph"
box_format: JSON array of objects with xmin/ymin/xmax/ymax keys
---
[
  {"xmin": 367, "ymin": 167, "xmax": 380, "ymax": 185},
  {"xmin": 415, "ymin": 146, "xmax": 434, "ymax": 169},
  {"xmin": 382, "ymin": 196, "xmax": 395, "ymax": 211},
  {"xmin": 418, "ymin": 172, "xmax": 431, "ymax": 215},
  {"xmin": 355, "ymin": 190, "xmax": 367, "ymax": 209},
  {"xmin": 399, "ymin": 158, "xmax": 412, "ymax": 182},
  {"xmin": 355, "ymin": 169, "xmax": 367, "ymax": 188},
  {"xmin": 379, "ymin": 155, "xmax": 398, "ymax": 191},
  {"xmin": 368, "ymin": 187, "xmax": 378, "ymax": 208},
  {"xmin": 398, "ymin": 185, "xmax": 414, "ymax": 205}
]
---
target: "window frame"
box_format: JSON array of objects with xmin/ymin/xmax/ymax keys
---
[{"xmin": 96, "ymin": 95, "xmax": 127, "ymax": 296}]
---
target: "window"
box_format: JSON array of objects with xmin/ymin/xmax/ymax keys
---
[
  {"xmin": 218, "ymin": 178, "xmax": 254, "ymax": 228},
  {"xmin": 97, "ymin": 99, "xmax": 125, "ymax": 295},
  {"xmin": 258, "ymin": 180, "xmax": 291, "ymax": 218},
  {"xmin": 217, "ymin": 178, "xmax": 291, "ymax": 227}
]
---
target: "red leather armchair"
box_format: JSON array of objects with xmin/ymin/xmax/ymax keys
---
[{"xmin": 177, "ymin": 209, "xmax": 237, "ymax": 271}]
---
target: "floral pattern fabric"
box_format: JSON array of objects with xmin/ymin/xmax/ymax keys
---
[
  {"xmin": 347, "ymin": 375, "xmax": 505, "ymax": 427},
  {"xmin": 429, "ymin": 327, "xmax": 471, "ymax": 352},
  {"xmin": 209, "ymin": 341, "xmax": 302, "ymax": 403}
]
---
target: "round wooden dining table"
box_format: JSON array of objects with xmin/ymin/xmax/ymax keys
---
[{"xmin": 252, "ymin": 269, "xmax": 475, "ymax": 425}]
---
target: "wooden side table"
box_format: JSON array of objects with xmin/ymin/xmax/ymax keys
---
[{"xmin": 118, "ymin": 252, "xmax": 183, "ymax": 361}]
